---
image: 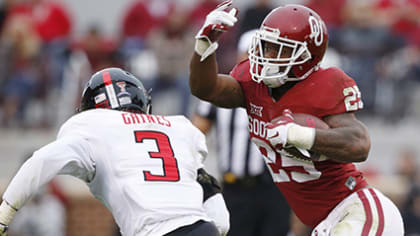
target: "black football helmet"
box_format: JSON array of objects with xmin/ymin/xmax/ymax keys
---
[{"xmin": 79, "ymin": 67, "xmax": 152, "ymax": 114}]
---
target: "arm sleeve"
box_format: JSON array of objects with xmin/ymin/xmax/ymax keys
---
[
  {"xmin": 2, "ymin": 136, "xmax": 95, "ymax": 210},
  {"xmin": 203, "ymin": 194, "xmax": 230, "ymax": 236},
  {"xmin": 197, "ymin": 168, "xmax": 229, "ymax": 235}
]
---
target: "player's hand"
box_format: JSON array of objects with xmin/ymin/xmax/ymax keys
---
[
  {"xmin": 195, "ymin": 0, "xmax": 238, "ymax": 61},
  {"xmin": 266, "ymin": 109, "xmax": 295, "ymax": 152},
  {"xmin": 267, "ymin": 110, "xmax": 312, "ymax": 157},
  {"xmin": 0, "ymin": 223, "xmax": 8, "ymax": 236},
  {"xmin": 0, "ymin": 201, "xmax": 17, "ymax": 236}
]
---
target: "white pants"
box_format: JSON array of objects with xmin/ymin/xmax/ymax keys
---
[{"xmin": 312, "ymin": 187, "xmax": 404, "ymax": 236}]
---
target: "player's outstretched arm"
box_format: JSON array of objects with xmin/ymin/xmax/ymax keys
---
[
  {"xmin": 190, "ymin": 1, "xmax": 245, "ymax": 108},
  {"xmin": 314, "ymin": 112, "xmax": 370, "ymax": 163},
  {"xmin": 0, "ymin": 137, "xmax": 95, "ymax": 233}
]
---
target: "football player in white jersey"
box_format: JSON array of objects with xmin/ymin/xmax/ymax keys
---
[{"xmin": 0, "ymin": 68, "xmax": 230, "ymax": 236}]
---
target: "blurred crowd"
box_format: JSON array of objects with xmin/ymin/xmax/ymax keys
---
[
  {"xmin": 0, "ymin": 0, "xmax": 419, "ymax": 235},
  {"xmin": 392, "ymin": 146, "xmax": 420, "ymax": 235},
  {"xmin": 0, "ymin": 0, "xmax": 418, "ymax": 129}
]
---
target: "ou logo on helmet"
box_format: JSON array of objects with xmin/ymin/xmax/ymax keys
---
[{"xmin": 308, "ymin": 16, "xmax": 324, "ymax": 47}]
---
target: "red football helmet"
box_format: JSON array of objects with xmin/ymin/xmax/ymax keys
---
[{"xmin": 248, "ymin": 5, "xmax": 328, "ymax": 88}]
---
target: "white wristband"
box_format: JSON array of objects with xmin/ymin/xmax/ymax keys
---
[
  {"xmin": 194, "ymin": 39, "xmax": 218, "ymax": 62},
  {"xmin": 287, "ymin": 124, "xmax": 316, "ymax": 150},
  {"xmin": 0, "ymin": 201, "xmax": 17, "ymax": 225}
]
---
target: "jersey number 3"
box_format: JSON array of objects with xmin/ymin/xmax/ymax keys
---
[{"xmin": 135, "ymin": 131, "xmax": 180, "ymax": 182}]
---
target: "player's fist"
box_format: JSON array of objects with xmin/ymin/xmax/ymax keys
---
[
  {"xmin": 195, "ymin": 0, "xmax": 238, "ymax": 61},
  {"xmin": 266, "ymin": 109, "xmax": 295, "ymax": 152},
  {"xmin": 0, "ymin": 223, "xmax": 8, "ymax": 236},
  {"xmin": 197, "ymin": 0, "xmax": 238, "ymax": 42}
]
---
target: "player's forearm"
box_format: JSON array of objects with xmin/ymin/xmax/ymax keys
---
[
  {"xmin": 196, "ymin": 168, "xmax": 230, "ymax": 235},
  {"xmin": 189, "ymin": 52, "xmax": 219, "ymax": 101},
  {"xmin": 203, "ymin": 194, "xmax": 230, "ymax": 235},
  {"xmin": 0, "ymin": 151, "xmax": 65, "ymax": 232},
  {"xmin": 311, "ymin": 127, "xmax": 370, "ymax": 163},
  {"xmin": 2, "ymin": 155, "xmax": 59, "ymax": 210},
  {"xmin": 3, "ymin": 138, "xmax": 93, "ymax": 210}
]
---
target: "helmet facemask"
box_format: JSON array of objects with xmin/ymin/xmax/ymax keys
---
[{"xmin": 248, "ymin": 26, "xmax": 313, "ymax": 88}]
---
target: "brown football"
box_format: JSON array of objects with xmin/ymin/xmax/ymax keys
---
[{"xmin": 271, "ymin": 113, "xmax": 329, "ymax": 161}]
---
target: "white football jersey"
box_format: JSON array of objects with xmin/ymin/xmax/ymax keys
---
[{"xmin": 3, "ymin": 109, "xmax": 212, "ymax": 236}]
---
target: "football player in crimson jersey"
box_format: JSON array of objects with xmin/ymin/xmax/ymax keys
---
[
  {"xmin": 190, "ymin": 1, "xmax": 404, "ymax": 235},
  {"xmin": 0, "ymin": 68, "xmax": 230, "ymax": 236}
]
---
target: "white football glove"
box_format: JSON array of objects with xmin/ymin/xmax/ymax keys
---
[
  {"xmin": 0, "ymin": 201, "xmax": 17, "ymax": 236},
  {"xmin": 266, "ymin": 110, "xmax": 313, "ymax": 157},
  {"xmin": 0, "ymin": 223, "xmax": 7, "ymax": 236},
  {"xmin": 266, "ymin": 109, "xmax": 296, "ymax": 151},
  {"xmin": 195, "ymin": 0, "xmax": 238, "ymax": 62}
]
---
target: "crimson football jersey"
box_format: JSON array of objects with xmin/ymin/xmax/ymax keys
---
[{"xmin": 230, "ymin": 60, "xmax": 368, "ymax": 227}]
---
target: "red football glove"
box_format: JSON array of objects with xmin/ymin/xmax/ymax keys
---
[{"xmin": 195, "ymin": 0, "xmax": 238, "ymax": 62}]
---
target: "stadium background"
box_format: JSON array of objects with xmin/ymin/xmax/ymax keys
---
[{"xmin": 0, "ymin": 0, "xmax": 419, "ymax": 235}]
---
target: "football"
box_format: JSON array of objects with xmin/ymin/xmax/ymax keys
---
[{"xmin": 271, "ymin": 113, "xmax": 329, "ymax": 161}]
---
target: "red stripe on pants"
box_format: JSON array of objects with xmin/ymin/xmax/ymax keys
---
[
  {"xmin": 357, "ymin": 190, "xmax": 373, "ymax": 236},
  {"xmin": 369, "ymin": 189, "xmax": 385, "ymax": 236}
]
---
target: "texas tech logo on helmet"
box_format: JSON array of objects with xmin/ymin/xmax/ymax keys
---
[{"xmin": 116, "ymin": 81, "xmax": 133, "ymax": 106}]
